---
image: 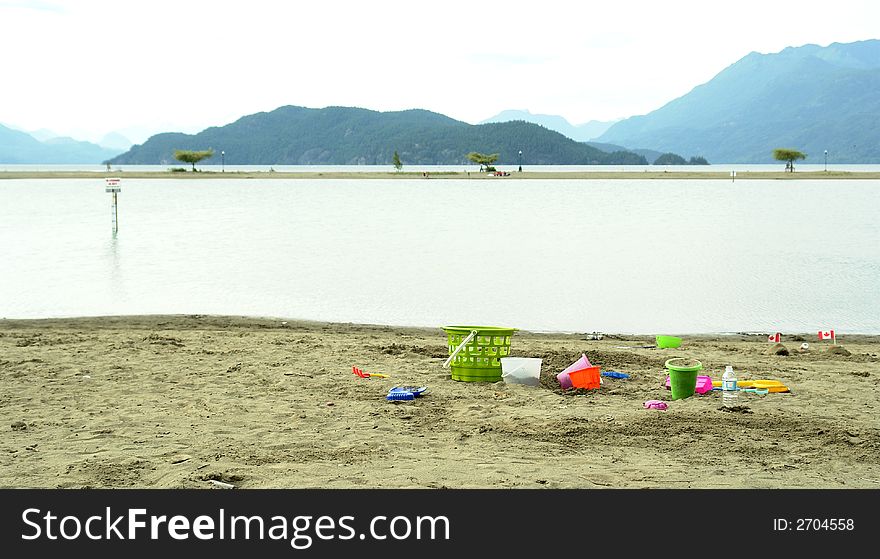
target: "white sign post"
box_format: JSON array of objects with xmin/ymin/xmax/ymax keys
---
[
  {"xmin": 105, "ymin": 178, "xmax": 121, "ymax": 233},
  {"xmin": 730, "ymin": 170, "xmax": 737, "ymax": 182}
]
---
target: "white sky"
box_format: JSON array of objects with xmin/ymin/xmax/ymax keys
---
[{"xmin": 1, "ymin": 0, "xmax": 878, "ymax": 144}]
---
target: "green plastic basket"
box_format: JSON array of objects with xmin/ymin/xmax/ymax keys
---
[{"xmin": 442, "ymin": 326, "xmax": 516, "ymax": 382}]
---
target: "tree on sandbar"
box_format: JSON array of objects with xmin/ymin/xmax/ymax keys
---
[
  {"xmin": 467, "ymin": 151, "xmax": 499, "ymax": 172},
  {"xmin": 773, "ymin": 148, "xmax": 806, "ymax": 172},
  {"xmin": 174, "ymin": 149, "xmax": 215, "ymax": 172},
  {"xmin": 392, "ymin": 150, "xmax": 403, "ymax": 172}
]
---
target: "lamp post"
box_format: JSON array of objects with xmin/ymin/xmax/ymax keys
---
[
  {"xmin": 221, "ymin": 150, "xmax": 225, "ymax": 172},
  {"xmin": 824, "ymin": 149, "xmax": 827, "ymax": 172},
  {"xmin": 518, "ymin": 150, "xmax": 522, "ymax": 172}
]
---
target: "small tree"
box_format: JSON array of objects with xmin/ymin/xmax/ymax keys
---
[
  {"xmin": 392, "ymin": 150, "xmax": 403, "ymax": 172},
  {"xmin": 467, "ymin": 151, "xmax": 500, "ymax": 172},
  {"xmin": 174, "ymin": 149, "xmax": 214, "ymax": 172},
  {"xmin": 773, "ymin": 148, "xmax": 806, "ymax": 172}
]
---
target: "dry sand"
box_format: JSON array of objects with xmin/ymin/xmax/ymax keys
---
[{"xmin": 1, "ymin": 315, "xmax": 878, "ymax": 489}]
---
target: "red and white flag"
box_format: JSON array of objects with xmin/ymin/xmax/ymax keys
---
[
  {"xmin": 768, "ymin": 332, "xmax": 781, "ymax": 343},
  {"xmin": 818, "ymin": 330, "xmax": 835, "ymax": 341}
]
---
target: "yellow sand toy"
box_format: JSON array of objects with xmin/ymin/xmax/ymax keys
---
[{"xmin": 711, "ymin": 379, "xmax": 790, "ymax": 393}]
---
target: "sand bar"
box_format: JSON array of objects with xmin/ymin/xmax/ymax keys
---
[{"xmin": 2, "ymin": 170, "xmax": 880, "ymax": 180}]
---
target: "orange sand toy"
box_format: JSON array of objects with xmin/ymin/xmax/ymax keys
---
[{"xmin": 568, "ymin": 366, "xmax": 601, "ymax": 389}]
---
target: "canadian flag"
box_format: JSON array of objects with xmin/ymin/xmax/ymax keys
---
[
  {"xmin": 768, "ymin": 333, "xmax": 781, "ymax": 343},
  {"xmin": 818, "ymin": 330, "xmax": 835, "ymax": 341}
]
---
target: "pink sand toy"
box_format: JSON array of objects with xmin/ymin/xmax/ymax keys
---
[
  {"xmin": 664, "ymin": 374, "xmax": 714, "ymax": 395},
  {"xmin": 644, "ymin": 400, "xmax": 668, "ymax": 410},
  {"xmin": 557, "ymin": 354, "xmax": 592, "ymax": 389}
]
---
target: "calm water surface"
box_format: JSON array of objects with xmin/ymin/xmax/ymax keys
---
[{"xmin": 2, "ymin": 178, "xmax": 878, "ymax": 334}]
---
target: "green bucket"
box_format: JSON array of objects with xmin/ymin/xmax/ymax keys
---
[
  {"xmin": 442, "ymin": 326, "xmax": 516, "ymax": 382},
  {"xmin": 665, "ymin": 357, "xmax": 702, "ymax": 400}
]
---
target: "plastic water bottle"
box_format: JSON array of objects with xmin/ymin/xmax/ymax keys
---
[{"xmin": 722, "ymin": 365, "xmax": 738, "ymax": 407}]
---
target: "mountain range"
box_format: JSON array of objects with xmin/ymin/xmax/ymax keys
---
[
  {"xmin": 0, "ymin": 124, "xmax": 123, "ymax": 164},
  {"xmin": 5, "ymin": 39, "xmax": 878, "ymax": 165},
  {"xmin": 596, "ymin": 39, "xmax": 880, "ymax": 163},
  {"xmin": 107, "ymin": 107, "xmax": 647, "ymax": 166}
]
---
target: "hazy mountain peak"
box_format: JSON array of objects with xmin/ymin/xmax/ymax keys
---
[
  {"xmin": 480, "ymin": 109, "xmax": 618, "ymax": 142},
  {"xmin": 597, "ymin": 39, "xmax": 880, "ymax": 163},
  {"xmin": 27, "ymin": 128, "xmax": 62, "ymax": 142},
  {"xmin": 0, "ymin": 123, "xmax": 124, "ymax": 164},
  {"xmin": 99, "ymin": 132, "xmax": 133, "ymax": 151}
]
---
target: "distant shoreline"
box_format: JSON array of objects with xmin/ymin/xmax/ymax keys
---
[
  {"xmin": 2, "ymin": 170, "xmax": 879, "ymax": 180},
  {"xmin": 2, "ymin": 314, "xmax": 879, "ymax": 340}
]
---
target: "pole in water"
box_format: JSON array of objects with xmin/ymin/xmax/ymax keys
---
[
  {"xmin": 105, "ymin": 177, "xmax": 121, "ymax": 234},
  {"xmin": 112, "ymin": 191, "xmax": 118, "ymax": 233}
]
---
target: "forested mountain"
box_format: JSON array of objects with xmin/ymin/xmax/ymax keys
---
[
  {"xmin": 0, "ymin": 124, "xmax": 122, "ymax": 163},
  {"xmin": 107, "ymin": 106, "xmax": 647, "ymax": 166},
  {"xmin": 597, "ymin": 40, "xmax": 880, "ymax": 163},
  {"xmin": 585, "ymin": 141, "xmax": 664, "ymax": 163}
]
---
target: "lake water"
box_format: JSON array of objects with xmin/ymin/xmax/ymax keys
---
[{"xmin": 2, "ymin": 177, "xmax": 878, "ymax": 334}]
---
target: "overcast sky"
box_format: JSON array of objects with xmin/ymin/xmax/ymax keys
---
[{"xmin": 2, "ymin": 0, "xmax": 878, "ymax": 144}]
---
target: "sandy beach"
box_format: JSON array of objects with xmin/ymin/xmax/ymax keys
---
[{"xmin": 1, "ymin": 315, "xmax": 878, "ymax": 489}]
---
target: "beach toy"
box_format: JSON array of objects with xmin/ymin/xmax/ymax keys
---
[
  {"xmin": 352, "ymin": 366, "xmax": 388, "ymax": 379},
  {"xmin": 644, "ymin": 400, "xmax": 668, "ymax": 410},
  {"xmin": 568, "ymin": 366, "xmax": 601, "ymax": 389},
  {"xmin": 664, "ymin": 358, "xmax": 702, "ymax": 400},
  {"xmin": 602, "ymin": 371, "xmax": 630, "ymax": 379},
  {"xmin": 711, "ymin": 379, "xmax": 790, "ymax": 393},
  {"xmin": 442, "ymin": 326, "xmax": 516, "ymax": 382},
  {"xmin": 386, "ymin": 386, "xmax": 428, "ymax": 401},
  {"xmin": 656, "ymin": 335, "xmax": 682, "ymax": 349},
  {"xmin": 500, "ymin": 357, "xmax": 542, "ymax": 386},
  {"xmin": 563, "ymin": 354, "xmax": 592, "ymax": 373},
  {"xmin": 664, "ymin": 374, "xmax": 713, "ymax": 394},
  {"xmin": 711, "ymin": 386, "xmax": 769, "ymax": 394},
  {"xmin": 557, "ymin": 372, "xmax": 573, "ymax": 389},
  {"xmin": 557, "ymin": 353, "xmax": 592, "ymax": 389}
]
